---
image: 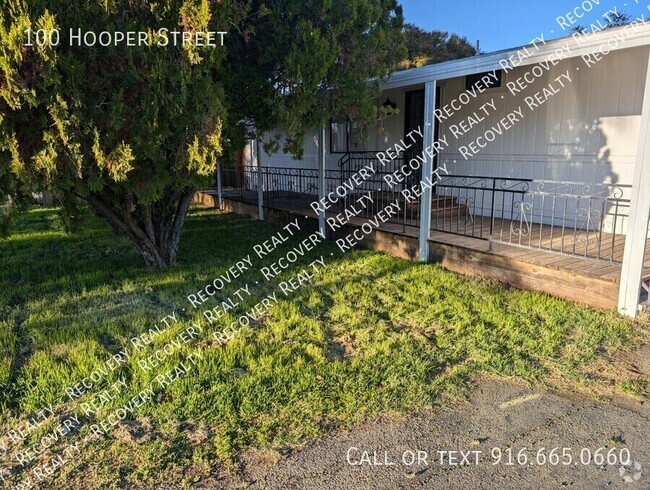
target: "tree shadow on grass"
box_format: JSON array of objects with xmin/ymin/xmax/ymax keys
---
[
  {"xmin": 0, "ymin": 209, "xmax": 292, "ymax": 409},
  {"xmin": 0, "ymin": 207, "xmax": 639, "ymax": 434},
  {"xmin": 290, "ymin": 249, "xmax": 617, "ymax": 394}
]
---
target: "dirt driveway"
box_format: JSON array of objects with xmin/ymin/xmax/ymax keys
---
[{"xmin": 235, "ymin": 380, "xmax": 648, "ymax": 489}]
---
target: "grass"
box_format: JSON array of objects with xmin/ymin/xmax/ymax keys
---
[{"xmin": 0, "ymin": 207, "xmax": 647, "ymax": 488}]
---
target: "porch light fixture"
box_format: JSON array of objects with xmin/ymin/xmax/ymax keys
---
[{"xmin": 382, "ymin": 97, "xmax": 397, "ymax": 110}]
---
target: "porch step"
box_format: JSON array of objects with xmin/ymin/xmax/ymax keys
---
[
  {"xmin": 430, "ymin": 204, "xmax": 471, "ymax": 220},
  {"xmin": 402, "ymin": 195, "xmax": 457, "ymax": 213},
  {"xmin": 431, "ymin": 196, "xmax": 458, "ymax": 208}
]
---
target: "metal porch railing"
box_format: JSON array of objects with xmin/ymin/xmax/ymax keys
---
[{"xmin": 220, "ymin": 162, "xmax": 632, "ymax": 265}]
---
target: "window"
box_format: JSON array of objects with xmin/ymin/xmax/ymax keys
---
[
  {"xmin": 465, "ymin": 70, "xmax": 503, "ymax": 91},
  {"xmin": 330, "ymin": 119, "xmax": 349, "ymax": 153},
  {"xmin": 330, "ymin": 118, "xmax": 368, "ymax": 153}
]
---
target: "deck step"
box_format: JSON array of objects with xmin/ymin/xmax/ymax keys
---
[
  {"xmin": 373, "ymin": 195, "xmax": 457, "ymax": 205},
  {"xmin": 431, "ymin": 196, "xmax": 458, "ymax": 208},
  {"xmin": 430, "ymin": 205, "xmax": 470, "ymax": 220},
  {"xmin": 401, "ymin": 195, "xmax": 457, "ymax": 212}
]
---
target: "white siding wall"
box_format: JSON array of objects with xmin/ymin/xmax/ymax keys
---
[
  {"xmin": 436, "ymin": 46, "xmax": 648, "ymax": 235},
  {"xmin": 367, "ymin": 88, "xmax": 409, "ymax": 151},
  {"xmin": 439, "ymin": 45, "xmax": 648, "ymax": 188},
  {"xmin": 248, "ymin": 87, "xmax": 412, "ymax": 172},
  {"xmin": 245, "ymin": 128, "xmax": 343, "ymax": 171},
  {"xmin": 259, "ymin": 45, "xmax": 648, "ymax": 186},
  {"xmin": 247, "ymin": 45, "xmax": 648, "ymax": 234},
  {"xmin": 245, "ymin": 128, "xmax": 318, "ymax": 169}
]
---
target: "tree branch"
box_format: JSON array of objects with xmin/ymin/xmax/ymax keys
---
[
  {"xmin": 85, "ymin": 191, "xmax": 165, "ymax": 269},
  {"xmin": 82, "ymin": 193, "xmax": 132, "ymax": 237},
  {"xmin": 139, "ymin": 203, "xmax": 157, "ymax": 245},
  {"xmin": 164, "ymin": 187, "xmax": 195, "ymax": 264}
]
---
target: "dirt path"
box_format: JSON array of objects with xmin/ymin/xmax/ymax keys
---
[{"xmin": 234, "ymin": 380, "xmax": 648, "ymax": 489}]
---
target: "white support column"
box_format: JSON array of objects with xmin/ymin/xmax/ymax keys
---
[
  {"xmin": 256, "ymin": 138, "xmax": 265, "ymax": 221},
  {"xmin": 216, "ymin": 162, "xmax": 223, "ymax": 209},
  {"xmin": 418, "ymin": 80, "xmax": 437, "ymax": 261},
  {"xmin": 318, "ymin": 124, "xmax": 327, "ymax": 237},
  {"xmin": 618, "ymin": 51, "xmax": 650, "ymax": 318}
]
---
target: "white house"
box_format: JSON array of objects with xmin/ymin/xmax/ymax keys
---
[{"xmin": 216, "ymin": 21, "xmax": 650, "ymax": 318}]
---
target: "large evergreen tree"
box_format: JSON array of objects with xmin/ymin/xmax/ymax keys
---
[
  {"xmin": 0, "ymin": 0, "xmax": 405, "ymax": 268},
  {"xmin": 401, "ymin": 23, "xmax": 475, "ymax": 69}
]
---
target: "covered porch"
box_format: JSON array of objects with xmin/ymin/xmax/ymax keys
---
[
  {"xmin": 201, "ymin": 23, "xmax": 650, "ymax": 315},
  {"xmin": 195, "ymin": 163, "xmax": 650, "ymax": 310}
]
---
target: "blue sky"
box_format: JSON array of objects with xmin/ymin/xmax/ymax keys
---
[{"xmin": 400, "ymin": 0, "xmax": 650, "ymax": 52}]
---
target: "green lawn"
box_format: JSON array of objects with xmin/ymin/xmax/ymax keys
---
[{"xmin": 0, "ymin": 207, "xmax": 647, "ymax": 488}]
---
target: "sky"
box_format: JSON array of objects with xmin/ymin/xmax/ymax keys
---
[{"xmin": 400, "ymin": 0, "xmax": 650, "ymax": 52}]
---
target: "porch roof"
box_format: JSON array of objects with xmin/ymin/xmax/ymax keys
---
[{"xmin": 382, "ymin": 21, "xmax": 650, "ymax": 90}]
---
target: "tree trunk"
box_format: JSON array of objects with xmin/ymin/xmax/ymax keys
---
[
  {"xmin": 162, "ymin": 188, "xmax": 194, "ymax": 266},
  {"xmin": 83, "ymin": 188, "xmax": 195, "ymax": 269}
]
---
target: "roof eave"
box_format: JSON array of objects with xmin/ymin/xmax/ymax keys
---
[{"xmin": 382, "ymin": 21, "xmax": 650, "ymax": 90}]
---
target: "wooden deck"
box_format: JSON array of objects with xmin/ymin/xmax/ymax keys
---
[{"xmin": 195, "ymin": 190, "xmax": 650, "ymax": 310}]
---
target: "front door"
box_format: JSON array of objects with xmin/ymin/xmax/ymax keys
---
[
  {"xmin": 404, "ymin": 89, "xmax": 424, "ymax": 166},
  {"xmin": 404, "ymin": 87, "xmax": 441, "ymax": 175}
]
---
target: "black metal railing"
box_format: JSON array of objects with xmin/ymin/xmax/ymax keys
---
[
  {"xmin": 433, "ymin": 175, "xmax": 531, "ymax": 239},
  {"xmin": 336, "ymin": 151, "xmax": 423, "ymax": 229},
  {"xmin": 434, "ymin": 176, "xmax": 632, "ymax": 263},
  {"xmin": 264, "ymin": 167, "xmax": 320, "ymax": 201},
  {"xmin": 221, "ymin": 165, "xmax": 257, "ymax": 202},
  {"xmin": 506, "ymin": 180, "xmax": 631, "ymax": 263},
  {"xmin": 338, "ymin": 151, "xmax": 389, "ymax": 172},
  {"xmin": 220, "ymin": 163, "xmax": 632, "ymax": 264},
  {"xmin": 221, "ymin": 165, "xmax": 320, "ymax": 204}
]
